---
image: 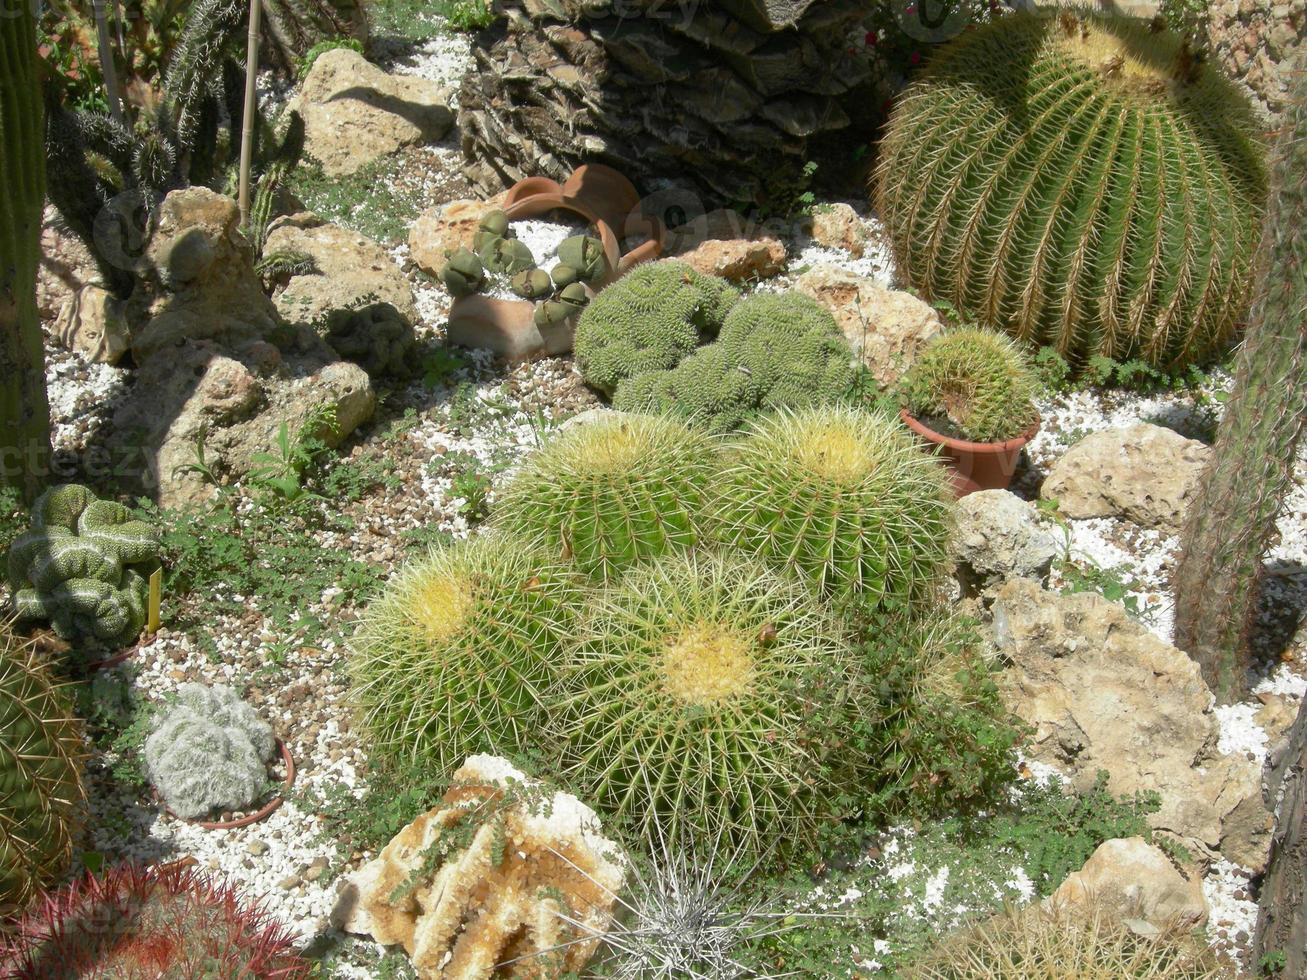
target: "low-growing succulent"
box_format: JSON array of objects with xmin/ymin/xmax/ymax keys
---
[
  {"xmin": 573, "ymin": 259, "xmax": 739, "ymax": 395},
  {"xmin": 900, "ymin": 328, "xmax": 1040, "ymax": 443},
  {"xmin": 479, "ymin": 236, "xmax": 535, "ymax": 275},
  {"xmin": 613, "ymin": 345, "xmax": 759, "ymax": 434},
  {"xmin": 547, "ymin": 551, "xmax": 865, "ymax": 863},
  {"xmin": 441, "ymin": 246, "xmax": 485, "ymax": 298},
  {"xmin": 349, "ymin": 534, "xmax": 582, "ymax": 774},
  {"xmin": 495, "ymin": 413, "xmax": 718, "ymax": 581},
  {"xmin": 7, "ymin": 484, "xmax": 159, "ymax": 646},
  {"xmin": 0, "ymin": 863, "xmax": 312, "ymax": 977},
  {"xmin": 323, "ymin": 301, "xmax": 417, "ymax": 379},
  {"xmin": 144, "ymin": 683, "xmax": 276, "ymax": 820},
  {"xmin": 511, "ymin": 267, "xmax": 553, "ymax": 300},
  {"xmin": 557, "ymin": 234, "xmax": 608, "ymax": 282},
  {"xmin": 714, "ymin": 405, "xmax": 952, "ymax": 608},
  {"xmin": 534, "ymin": 281, "xmax": 590, "ymax": 328},
  {"xmin": 551, "ymin": 263, "xmax": 580, "ymax": 288},
  {"xmin": 471, "ymin": 209, "xmax": 510, "ymax": 253},
  {"xmin": 0, "ymin": 624, "xmax": 86, "ymax": 916}
]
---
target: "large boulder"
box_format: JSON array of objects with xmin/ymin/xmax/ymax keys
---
[
  {"xmin": 407, "ymin": 193, "xmax": 510, "ymax": 279},
  {"xmin": 794, "ymin": 265, "xmax": 943, "ymax": 387},
  {"xmin": 53, "ymin": 285, "xmax": 130, "ymax": 364},
  {"xmin": 291, "ymin": 48, "xmax": 455, "ymax": 177},
  {"xmin": 670, "ymin": 209, "xmax": 787, "ymax": 283},
  {"xmin": 1048, "ymin": 837, "xmax": 1208, "ymax": 931},
  {"xmin": 333, "ymin": 754, "xmax": 624, "ymax": 978},
  {"xmin": 993, "ymin": 578, "xmax": 1272, "ymax": 871},
  {"xmin": 952, "ymin": 490, "xmax": 1062, "ymax": 597},
  {"xmin": 1040, "ymin": 423, "xmax": 1210, "ymax": 533}
]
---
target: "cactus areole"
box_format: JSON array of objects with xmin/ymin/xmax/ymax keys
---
[{"xmin": 875, "ymin": 10, "xmax": 1267, "ymax": 369}]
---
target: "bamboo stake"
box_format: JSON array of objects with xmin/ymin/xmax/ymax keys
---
[{"xmin": 237, "ymin": 0, "xmax": 262, "ymax": 228}]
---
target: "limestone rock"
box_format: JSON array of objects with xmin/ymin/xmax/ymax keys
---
[
  {"xmin": 993, "ymin": 578, "xmax": 1273, "ymax": 871},
  {"xmin": 333, "ymin": 754, "xmax": 625, "ymax": 979},
  {"xmin": 54, "ymin": 285, "xmax": 131, "ymax": 364},
  {"xmin": 408, "ymin": 193, "xmax": 509, "ymax": 279},
  {"xmin": 1041, "ymin": 424, "xmax": 1210, "ymax": 533},
  {"xmin": 265, "ymin": 213, "xmax": 417, "ymax": 328},
  {"xmin": 37, "ymin": 206, "xmax": 104, "ymax": 320},
  {"xmin": 952, "ymin": 490, "xmax": 1062, "ymax": 597},
  {"xmin": 291, "ymin": 48, "xmax": 455, "ymax": 177},
  {"xmin": 808, "ymin": 203, "xmax": 866, "ymax": 257},
  {"xmin": 795, "ymin": 265, "xmax": 943, "ymax": 386},
  {"xmin": 1048, "ymin": 837, "xmax": 1208, "ymax": 931},
  {"xmin": 675, "ymin": 236, "xmax": 786, "ymax": 282}
]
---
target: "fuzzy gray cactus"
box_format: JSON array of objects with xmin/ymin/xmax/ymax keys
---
[
  {"xmin": 7, "ymin": 485, "xmax": 158, "ymax": 646},
  {"xmin": 144, "ymin": 684, "xmax": 276, "ymax": 820}
]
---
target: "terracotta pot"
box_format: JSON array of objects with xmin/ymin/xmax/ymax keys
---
[
  {"xmin": 900, "ymin": 408, "xmax": 1040, "ymax": 498},
  {"xmin": 162, "ymin": 739, "xmax": 297, "ymax": 830}
]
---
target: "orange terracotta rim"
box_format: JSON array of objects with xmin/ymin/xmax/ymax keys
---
[
  {"xmin": 899, "ymin": 408, "xmax": 1041, "ymax": 454},
  {"xmin": 161, "ymin": 739, "xmax": 296, "ymax": 831}
]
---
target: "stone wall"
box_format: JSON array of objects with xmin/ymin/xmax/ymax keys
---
[
  {"xmin": 1207, "ymin": 0, "xmax": 1305, "ymax": 120},
  {"xmin": 457, "ymin": 0, "xmax": 873, "ymax": 210}
]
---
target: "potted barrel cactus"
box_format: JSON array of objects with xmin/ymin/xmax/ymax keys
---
[{"xmin": 898, "ymin": 328, "xmax": 1041, "ymax": 496}]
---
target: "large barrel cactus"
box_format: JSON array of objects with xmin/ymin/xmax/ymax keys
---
[
  {"xmin": 874, "ymin": 10, "xmax": 1267, "ymax": 369},
  {"xmin": 0, "ymin": 625, "xmax": 86, "ymax": 916}
]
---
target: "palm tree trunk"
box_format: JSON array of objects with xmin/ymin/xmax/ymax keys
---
[{"xmin": 238, "ymin": 0, "xmax": 262, "ymax": 229}]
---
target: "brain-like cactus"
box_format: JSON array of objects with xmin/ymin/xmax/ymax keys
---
[
  {"xmin": 144, "ymin": 683, "xmax": 276, "ymax": 820},
  {"xmin": 7, "ymin": 484, "xmax": 159, "ymax": 646},
  {"xmin": 323, "ymin": 301, "xmax": 417, "ymax": 379}
]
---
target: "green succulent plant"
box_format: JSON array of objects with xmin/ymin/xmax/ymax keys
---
[
  {"xmin": 511, "ymin": 267, "xmax": 553, "ymax": 300},
  {"xmin": 613, "ymin": 345, "xmax": 759, "ymax": 434},
  {"xmin": 546, "ymin": 551, "xmax": 864, "ymax": 863},
  {"xmin": 551, "ymin": 263, "xmax": 580, "ymax": 288},
  {"xmin": 0, "ymin": 624, "xmax": 86, "ymax": 916},
  {"xmin": 899, "ymin": 328, "xmax": 1040, "ymax": 443},
  {"xmin": 557, "ymin": 235, "xmax": 608, "ymax": 282},
  {"xmin": 874, "ymin": 10, "xmax": 1266, "ymax": 369},
  {"xmin": 7, "ymin": 485, "xmax": 159, "ymax": 646},
  {"xmin": 534, "ymin": 282, "xmax": 590, "ymax": 328},
  {"xmin": 713, "ymin": 405, "xmax": 952, "ymax": 608},
  {"xmin": 573, "ymin": 260, "xmax": 740, "ymax": 396},
  {"xmin": 495, "ymin": 413, "xmax": 718, "ymax": 582},
  {"xmin": 349, "ymin": 534, "xmax": 581, "ymax": 774},
  {"xmin": 479, "ymin": 236, "xmax": 535, "ymax": 276},
  {"xmin": 441, "ymin": 247, "xmax": 485, "ymax": 298}
]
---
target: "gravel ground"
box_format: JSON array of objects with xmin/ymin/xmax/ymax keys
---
[{"xmin": 19, "ymin": 23, "xmax": 1306, "ymax": 979}]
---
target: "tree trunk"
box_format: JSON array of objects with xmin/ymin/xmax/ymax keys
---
[
  {"xmin": 0, "ymin": 0, "xmax": 52, "ymax": 503},
  {"xmin": 1171, "ymin": 58, "xmax": 1307, "ymax": 704},
  {"xmin": 1255, "ymin": 695, "xmax": 1307, "ymax": 976}
]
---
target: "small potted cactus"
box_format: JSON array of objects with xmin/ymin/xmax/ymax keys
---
[{"xmin": 898, "ymin": 327, "xmax": 1041, "ymax": 496}]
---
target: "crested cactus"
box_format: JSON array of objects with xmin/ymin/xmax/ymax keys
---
[
  {"xmin": 0, "ymin": 863, "xmax": 312, "ymax": 977},
  {"xmin": 556, "ymin": 235, "xmax": 608, "ymax": 282},
  {"xmin": 874, "ymin": 10, "xmax": 1267, "ymax": 369},
  {"xmin": 714, "ymin": 405, "xmax": 952, "ymax": 608},
  {"xmin": 547, "ymin": 551, "xmax": 865, "ymax": 863},
  {"xmin": 349, "ymin": 535, "xmax": 582, "ymax": 773},
  {"xmin": 613, "ymin": 345, "xmax": 760, "ymax": 434},
  {"xmin": 900, "ymin": 328, "xmax": 1040, "ymax": 443},
  {"xmin": 496, "ymin": 413, "xmax": 719, "ymax": 581},
  {"xmin": 573, "ymin": 260, "xmax": 740, "ymax": 395},
  {"xmin": 7, "ymin": 485, "xmax": 159, "ymax": 646},
  {"xmin": 441, "ymin": 247, "xmax": 485, "ymax": 298},
  {"xmin": 479, "ymin": 236, "xmax": 535, "ymax": 275},
  {"xmin": 0, "ymin": 624, "xmax": 86, "ymax": 917},
  {"xmin": 1173, "ymin": 58, "xmax": 1307, "ymax": 705},
  {"xmin": 144, "ymin": 684, "xmax": 277, "ymax": 820}
]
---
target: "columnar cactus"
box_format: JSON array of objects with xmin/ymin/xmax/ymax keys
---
[
  {"xmin": 349, "ymin": 534, "xmax": 582, "ymax": 773},
  {"xmin": 1173, "ymin": 58, "xmax": 1307, "ymax": 704},
  {"xmin": 0, "ymin": 625, "xmax": 86, "ymax": 916},
  {"xmin": 495, "ymin": 413, "xmax": 719, "ymax": 581},
  {"xmin": 714, "ymin": 405, "xmax": 952, "ymax": 608},
  {"xmin": 874, "ymin": 10, "xmax": 1267, "ymax": 369},
  {"xmin": 7, "ymin": 485, "xmax": 159, "ymax": 646}
]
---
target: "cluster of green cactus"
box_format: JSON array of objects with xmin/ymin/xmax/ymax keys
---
[
  {"xmin": 899, "ymin": 328, "xmax": 1040, "ymax": 443},
  {"xmin": 874, "ymin": 10, "xmax": 1267, "ymax": 369},
  {"xmin": 0, "ymin": 624, "xmax": 86, "ymax": 917},
  {"xmin": 496, "ymin": 414, "xmax": 719, "ymax": 581},
  {"xmin": 7, "ymin": 485, "xmax": 159, "ymax": 647},
  {"xmin": 440, "ymin": 210, "xmax": 609, "ymax": 329},
  {"xmin": 351, "ymin": 403, "xmax": 960, "ymax": 862},
  {"xmin": 613, "ymin": 292, "xmax": 855, "ymax": 432}
]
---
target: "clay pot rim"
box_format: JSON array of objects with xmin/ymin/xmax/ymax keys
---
[
  {"xmin": 160, "ymin": 738, "xmax": 296, "ymax": 830},
  {"xmin": 899, "ymin": 407, "xmax": 1041, "ymax": 453},
  {"xmin": 84, "ymin": 641, "xmax": 141, "ymax": 672}
]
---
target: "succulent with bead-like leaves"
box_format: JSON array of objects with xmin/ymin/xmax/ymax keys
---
[
  {"xmin": 899, "ymin": 327, "xmax": 1040, "ymax": 443},
  {"xmin": 0, "ymin": 623, "xmax": 86, "ymax": 917},
  {"xmin": 713, "ymin": 405, "xmax": 952, "ymax": 609},
  {"xmin": 349, "ymin": 534, "xmax": 583, "ymax": 774},
  {"xmin": 7, "ymin": 484, "xmax": 159, "ymax": 647},
  {"xmin": 874, "ymin": 10, "xmax": 1266, "ymax": 369},
  {"xmin": 495, "ymin": 413, "xmax": 719, "ymax": 581}
]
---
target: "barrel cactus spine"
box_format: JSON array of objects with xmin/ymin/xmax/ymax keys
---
[{"xmin": 874, "ymin": 10, "xmax": 1267, "ymax": 369}]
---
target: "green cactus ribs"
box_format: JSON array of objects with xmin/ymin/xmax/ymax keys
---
[{"xmin": 874, "ymin": 10, "xmax": 1267, "ymax": 369}]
